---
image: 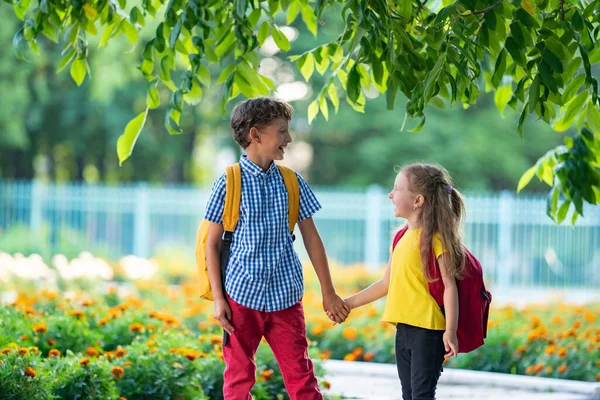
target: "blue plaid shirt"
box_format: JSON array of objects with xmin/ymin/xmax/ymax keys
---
[{"xmin": 204, "ymin": 155, "xmax": 322, "ymax": 312}]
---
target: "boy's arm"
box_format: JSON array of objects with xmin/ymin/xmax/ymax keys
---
[
  {"xmin": 438, "ymin": 253, "xmax": 458, "ymax": 357},
  {"xmin": 206, "ymin": 222, "xmax": 234, "ymax": 335},
  {"xmin": 298, "ymin": 216, "xmax": 350, "ymax": 323}
]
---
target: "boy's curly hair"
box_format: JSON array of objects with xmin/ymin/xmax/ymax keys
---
[{"xmin": 230, "ymin": 97, "xmax": 293, "ymax": 149}]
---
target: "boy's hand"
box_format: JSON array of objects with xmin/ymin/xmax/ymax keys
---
[
  {"xmin": 214, "ymin": 299, "xmax": 234, "ymax": 335},
  {"xmin": 323, "ymin": 293, "xmax": 350, "ymax": 324}
]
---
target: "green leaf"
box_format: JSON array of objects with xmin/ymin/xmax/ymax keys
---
[
  {"xmin": 272, "ymin": 26, "xmax": 290, "ymax": 52},
  {"xmin": 517, "ymin": 165, "xmax": 536, "ymax": 192},
  {"xmin": 308, "ymin": 100, "xmax": 319, "ymax": 124},
  {"xmin": 562, "ymin": 74, "xmax": 585, "ymax": 104},
  {"xmin": 347, "ymin": 65, "xmax": 362, "ymax": 103},
  {"xmin": 319, "ymin": 96, "xmax": 329, "ymax": 121},
  {"xmin": 117, "ymin": 108, "xmax": 149, "ymax": 166},
  {"xmin": 258, "ymin": 22, "xmax": 270, "ymax": 46},
  {"xmin": 196, "ymin": 63, "xmax": 211, "ymax": 87},
  {"xmin": 556, "ymin": 200, "xmax": 570, "ymax": 224},
  {"xmin": 70, "ymin": 58, "xmax": 87, "ymax": 86},
  {"xmin": 538, "ymin": 62, "xmax": 557, "ymax": 93},
  {"xmin": 328, "ymin": 83, "xmax": 339, "ymax": 113},
  {"xmin": 399, "ymin": 0, "xmax": 413, "ymax": 20},
  {"xmin": 564, "ymin": 90, "xmax": 588, "ymax": 124},
  {"xmin": 518, "ymin": 102, "xmax": 528, "ymax": 137},
  {"xmin": 216, "ymin": 63, "xmax": 236, "ymax": 85},
  {"xmin": 121, "ymin": 20, "xmax": 139, "ymax": 45},
  {"xmin": 99, "ymin": 22, "xmax": 117, "ymax": 48},
  {"xmin": 528, "ymin": 76, "xmax": 540, "ymax": 113},
  {"xmin": 520, "ymin": 0, "xmax": 535, "ymax": 15},
  {"xmin": 542, "ymin": 50, "xmax": 563, "ymax": 73},
  {"xmin": 491, "ymin": 49, "xmax": 507, "ymax": 89},
  {"xmin": 586, "ymin": 103, "xmax": 600, "ymax": 134},
  {"xmin": 184, "ymin": 79, "xmax": 203, "ymax": 105},
  {"xmin": 146, "ymin": 83, "xmax": 160, "ymax": 109},
  {"xmin": 408, "ymin": 115, "xmax": 426, "ymax": 132},
  {"xmin": 170, "ymin": 21, "xmax": 181, "ymax": 49},
  {"xmin": 287, "ymin": 0, "xmax": 300, "ymax": 24},
  {"xmin": 495, "ymin": 85, "xmax": 512, "ymax": 116},
  {"xmin": 301, "ymin": 4, "xmax": 317, "ymax": 36},
  {"xmin": 297, "ymin": 53, "xmax": 314, "ymax": 82},
  {"xmin": 505, "ymin": 37, "xmax": 526, "ymax": 67},
  {"xmin": 57, "ymin": 49, "xmax": 76, "ymax": 73}
]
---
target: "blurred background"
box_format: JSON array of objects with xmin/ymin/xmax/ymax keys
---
[{"xmin": 1, "ymin": 4, "xmax": 598, "ymax": 295}]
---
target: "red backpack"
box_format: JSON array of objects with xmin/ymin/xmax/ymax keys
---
[{"xmin": 393, "ymin": 226, "xmax": 492, "ymax": 353}]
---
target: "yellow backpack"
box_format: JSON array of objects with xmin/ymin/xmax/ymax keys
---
[{"xmin": 195, "ymin": 163, "xmax": 300, "ymax": 300}]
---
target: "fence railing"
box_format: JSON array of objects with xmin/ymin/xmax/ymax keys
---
[{"xmin": 1, "ymin": 180, "xmax": 599, "ymax": 289}]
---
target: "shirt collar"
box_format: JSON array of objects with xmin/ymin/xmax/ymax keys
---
[{"xmin": 240, "ymin": 155, "xmax": 277, "ymax": 177}]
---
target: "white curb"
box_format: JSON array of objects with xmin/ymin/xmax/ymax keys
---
[{"xmin": 323, "ymin": 360, "xmax": 600, "ymax": 399}]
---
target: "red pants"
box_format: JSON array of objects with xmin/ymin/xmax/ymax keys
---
[{"xmin": 223, "ymin": 297, "xmax": 322, "ymax": 400}]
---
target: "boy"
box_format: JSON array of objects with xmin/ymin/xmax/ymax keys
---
[{"xmin": 205, "ymin": 97, "xmax": 350, "ymax": 399}]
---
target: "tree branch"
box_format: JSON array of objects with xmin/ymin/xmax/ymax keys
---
[
  {"xmin": 560, "ymin": 0, "xmax": 565, "ymax": 20},
  {"xmin": 472, "ymin": 0, "xmax": 504, "ymax": 15}
]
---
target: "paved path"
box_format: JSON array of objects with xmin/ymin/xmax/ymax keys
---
[{"xmin": 322, "ymin": 361, "xmax": 599, "ymax": 400}]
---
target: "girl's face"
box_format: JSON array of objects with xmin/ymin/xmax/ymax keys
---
[{"xmin": 388, "ymin": 172, "xmax": 422, "ymax": 218}]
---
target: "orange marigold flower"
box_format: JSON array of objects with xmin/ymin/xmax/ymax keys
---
[
  {"xmin": 80, "ymin": 358, "xmax": 90, "ymax": 366},
  {"xmin": 24, "ymin": 366, "xmax": 37, "ymax": 378},
  {"xmin": 47, "ymin": 338, "xmax": 58, "ymax": 346},
  {"xmin": 583, "ymin": 311, "xmax": 596, "ymax": 324},
  {"xmin": 545, "ymin": 366, "xmax": 553, "ymax": 374},
  {"xmin": 32, "ymin": 323, "xmax": 48, "ymax": 334},
  {"xmin": 551, "ymin": 316, "xmax": 563, "ymax": 325},
  {"xmin": 185, "ymin": 351, "xmax": 199, "ymax": 361},
  {"xmin": 557, "ymin": 348, "xmax": 567, "ymax": 358},
  {"xmin": 572, "ymin": 320, "xmax": 582, "ymax": 329},
  {"xmin": 558, "ymin": 365, "xmax": 567, "ymax": 373},
  {"xmin": 262, "ymin": 369, "xmax": 273, "ymax": 380},
  {"xmin": 98, "ymin": 318, "xmax": 110, "ymax": 326},
  {"xmin": 596, "ymin": 360, "xmax": 600, "ymax": 367},
  {"xmin": 363, "ymin": 351, "xmax": 375, "ymax": 362},
  {"xmin": 210, "ymin": 335, "xmax": 222, "ymax": 345},
  {"xmin": 525, "ymin": 366, "xmax": 535, "ymax": 375},
  {"xmin": 596, "ymin": 374, "xmax": 600, "ymax": 382},
  {"xmin": 20, "ymin": 335, "xmax": 30, "ymax": 341},
  {"xmin": 81, "ymin": 299, "xmax": 92, "ymax": 307},
  {"xmin": 318, "ymin": 350, "xmax": 331, "ymax": 360},
  {"xmin": 146, "ymin": 340, "xmax": 157, "ymax": 348},
  {"xmin": 530, "ymin": 316, "xmax": 541, "ymax": 328},
  {"xmin": 1, "ymin": 348, "xmax": 11, "ymax": 355},
  {"xmin": 30, "ymin": 346, "xmax": 39, "ymax": 355},
  {"xmin": 545, "ymin": 345, "xmax": 555, "ymax": 355},
  {"xmin": 19, "ymin": 347, "xmax": 29, "ymax": 355},
  {"xmin": 517, "ymin": 345, "xmax": 527, "ymax": 353},
  {"xmin": 146, "ymin": 324, "xmax": 156, "ymax": 331},
  {"xmin": 149, "ymin": 348, "xmax": 158, "ymax": 354},
  {"xmin": 310, "ymin": 325, "xmax": 324, "ymax": 336},
  {"xmin": 115, "ymin": 347, "xmax": 127, "ymax": 358},
  {"xmin": 86, "ymin": 348, "xmax": 100, "ymax": 357},
  {"xmin": 49, "ymin": 349, "xmax": 61, "ymax": 358},
  {"xmin": 118, "ymin": 398, "xmax": 127, "ymax": 400},
  {"xmin": 322, "ymin": 380, "xmax": 331, "ymax": 390},
  {"xmin": 129, "ymin": 323, "xmax": 144, "ymax": 333},
  {"xmin": 111, "ymin": 366, "xmax": 125, "ymax": 379},
  {"xmin": 124, "ymin": 361, "xmax": 132, "ymax": 367},
  {"xmin": 534, "ymin": 364, "xmax": 543, "ymax": 373},
  {"xmin": 343, "ymin": 353, "xmax": 357, "ymax": 361},
  {"xmin": 69, "ymin": 310, "xmax": 85, "ymax": 319},
  {"xmin": 342, "ymin": 327, "xmax": 358, "ymax": 340},
  {"xmin": 352, "ymin": 347, "xmax": 364, "ymax": 357}
]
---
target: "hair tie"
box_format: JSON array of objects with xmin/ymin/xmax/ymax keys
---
[{"xmin": 448, "ymin": 185, "xmax": 453, "ymax": 192}]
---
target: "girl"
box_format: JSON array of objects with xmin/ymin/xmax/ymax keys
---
[{"xmin": 333, "ymin": 163, "xmax": 466, "ymax": 400}]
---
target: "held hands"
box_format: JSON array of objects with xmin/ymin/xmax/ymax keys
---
[
  {"xmin": 443, "ymin": 329, "xmax": 458, "ymax": 358},
  {"xmin": 323, "ymin": 293, "xmax": 351, "ymax": 324},
  {"xmin": 214, "ymin": 299, "xmax": 234, "ymax": 335}
]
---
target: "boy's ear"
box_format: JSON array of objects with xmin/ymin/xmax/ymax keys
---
[{"xmin": 248, "ymin": 127, "xmax": 260, "ymax": 144}]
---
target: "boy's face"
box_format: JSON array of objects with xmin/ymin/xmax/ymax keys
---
[{"xmin": 249, "ymin": 117, "xmax": 292, "ymax": 161}]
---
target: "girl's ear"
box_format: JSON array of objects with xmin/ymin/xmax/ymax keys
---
[{"xmin": 415, "ymin": 194, "xmax": 425, "ymax": 209}]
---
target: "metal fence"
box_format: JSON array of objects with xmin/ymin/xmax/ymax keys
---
[{"xmin": 1, "ymin": 180, "xmax": 599, "ymax": 289}]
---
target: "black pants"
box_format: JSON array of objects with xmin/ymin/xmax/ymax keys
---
[{"xmin": 395, "ymin": 323, "xmax": 445, "ymax": 400}]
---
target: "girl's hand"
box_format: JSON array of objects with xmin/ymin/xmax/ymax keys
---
[
  {"xmin": 443, "ymin": 330, "xmax": 458, "ymax": 358},
  {"xmin": 214, "ymin": 299, "xmax": 234, "ymax": 335}
]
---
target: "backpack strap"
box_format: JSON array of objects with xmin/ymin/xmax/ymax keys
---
[
  {"xmin": 392, "ymin": 226, "xmax": 409, "ymax": 250},
  {"xmin": 277, "ymin": 165, "xmax": 300, "ymax": 233},
  {"xmin": 223, "ymin": 163, "xmax": 242, "ymax": 233}
]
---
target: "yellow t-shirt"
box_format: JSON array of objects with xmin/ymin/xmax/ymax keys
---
[{"xmin": 382, "ymin": 228, "xmax": 446, "ymax": 330}]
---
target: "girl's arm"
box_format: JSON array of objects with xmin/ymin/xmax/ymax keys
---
[
  {"xmin": 438, "ymin": 253, "xmax": 459, "ymax": 357},
  {"xmin": 345, "ymin": 258, "xmax": 392, "ymax": 310}
]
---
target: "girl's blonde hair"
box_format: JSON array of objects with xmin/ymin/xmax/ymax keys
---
[{"xmin": 400, "ymin": 163, "xmax": 466, "ymax": 281}]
